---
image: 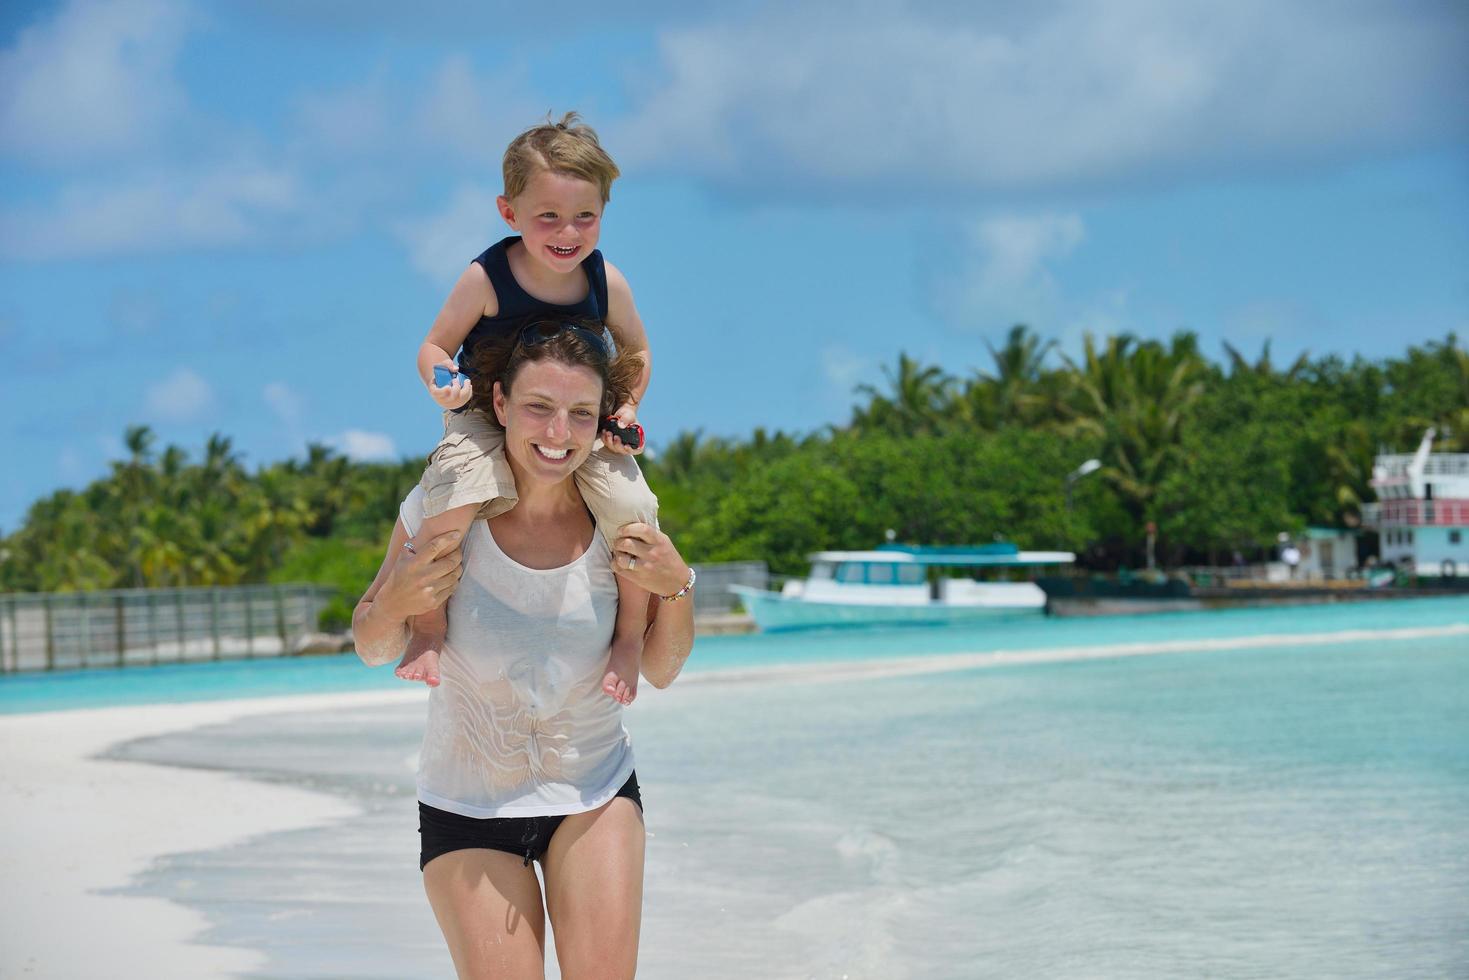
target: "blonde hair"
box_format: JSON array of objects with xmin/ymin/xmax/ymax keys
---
[{"xmin": 503, "ymin": 112, "xmax": 621, "ymax": 204}]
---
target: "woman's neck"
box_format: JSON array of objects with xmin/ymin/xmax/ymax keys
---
[{"xmin": 503, "ymin": 455, "xmax": 586, "ymax": 523}]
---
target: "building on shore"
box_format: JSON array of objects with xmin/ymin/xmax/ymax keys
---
[
  {"xmin": 1361, "ymin": 428, "xmax": 1469, "ymax": 578},
  {"xmin": 1293, "ymin": 527, "xmax": 1359, "ymax": 580}
]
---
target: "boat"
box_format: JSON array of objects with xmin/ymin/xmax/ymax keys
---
[
  {"xmin": 1360, "ymin": 427, "xmax": 1469, "ymax": 579},
  {"xmin": 729, "ymin": 542, "xmax": 1075, "ymax": 631}
]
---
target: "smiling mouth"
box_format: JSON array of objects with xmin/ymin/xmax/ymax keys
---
[
  {"xmin": 534, "ymin": 444, "xmax": 572, "ymax": 462},
  {"xmin": 547, "ymin": 244, "xmax": 581, "ymax": 258}
]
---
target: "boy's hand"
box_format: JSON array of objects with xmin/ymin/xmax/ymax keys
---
[
  {"xmin": 428, "ymin": 359, "xmax": 473, "ymax": 410},
  {"xmin": 602, "ymin": 402, "xmax": 643, "ymax": 455}
]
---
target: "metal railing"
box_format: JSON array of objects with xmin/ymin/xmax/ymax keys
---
[
  {"xmin": 0, "ymin": 584, "xmax": 337, "ymax": 674},
  {"xmin": 1360, "ymin": 499, "xmax": 1469, "ymax": 528},
  {"xmin": 689, "ymin": 561, "xmax": 767, "ymax": 615},
  {"xmin": 1374, "ymin": 453, "xmax": 1469, "ymax": 478}
]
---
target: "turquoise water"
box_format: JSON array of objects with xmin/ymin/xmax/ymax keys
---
[
  {"xmin": 110, "ymin": 614, "xmax": 1469, "ymax": 978},
  {"xmin": 5, "ymin": 596, "xmax": 1469, "ymax": 714}
]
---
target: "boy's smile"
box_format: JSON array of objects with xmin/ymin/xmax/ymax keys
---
[{"xmin": 498, "ymin": 170, "xmax": 604, "ymax": 278}]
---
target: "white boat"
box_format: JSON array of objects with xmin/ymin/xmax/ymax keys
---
[
  {"xmin": 729, "ymin": 543, "xmax": 1076, "ymax": 631},
  {"xmin": 1361, "ymin": 427, "xmax": 1469, "ymax": 578}
]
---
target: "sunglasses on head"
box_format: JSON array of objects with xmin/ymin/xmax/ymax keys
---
[{"xmin": 517, "ymin": 319, "xmax": 610, "ymax": 358}]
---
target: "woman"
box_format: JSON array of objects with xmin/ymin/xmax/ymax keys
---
[{"xmin": 352, "ymin": 319, "xmax": 696, "ymax": 979}]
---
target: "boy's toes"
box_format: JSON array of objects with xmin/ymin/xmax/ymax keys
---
[{"xmin": 425, "ymin": 668, "xmax": 440, "ymax": 687}]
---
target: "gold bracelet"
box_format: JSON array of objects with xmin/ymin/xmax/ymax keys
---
[{"xmin": 659, "ymin": 567, "xmax": 696, "ymax": 602}]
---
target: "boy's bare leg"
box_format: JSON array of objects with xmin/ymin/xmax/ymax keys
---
[
  {"xmin": 397, "ymin": 502, "xmax": 479, "ymax": 686},
  {"xmin": 602, "ymin": 574, "xmax": 647, "ymax": 705}
]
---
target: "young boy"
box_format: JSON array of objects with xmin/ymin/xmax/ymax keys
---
[{"xmin": 397, "ymin": 113, "xmax": 657, "ymax": 704}]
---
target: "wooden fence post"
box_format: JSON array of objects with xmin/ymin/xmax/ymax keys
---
[
  {"xmin": 147, "ymin": 590, "xmax": 159, "ymax": 666},
  {"xmin": 79, "ymin": 592, "xmax": 92, "ymax": 669},
  {"xmin": 114, "ymin": 594, "xmax": 126, "ymax": 668},
  {"xmin": 244, "ymin": 589, "xmax": 255, "ymax": 657},
  {"xmin": 43, "ymin": 594, "xmax": 55, "ymax": 671},
  {"xmin": 275, "ymin": 586, "xmax": 289, "ymax": 655},
  {"xmin": 175, "ymin": 590, "xmax": 186, "ymax": 660}
]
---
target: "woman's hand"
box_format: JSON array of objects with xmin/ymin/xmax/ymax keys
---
[
  {"xmin": 375, "ymin": 528, "xmax": 465, "ymax": 622},
  {"xmin": 610, "ymin": 522, "xmax": 690, "ymax": 597},
  {"xmin": 613, "ymin": 522, "xmax": 697, "ymax": 688}
]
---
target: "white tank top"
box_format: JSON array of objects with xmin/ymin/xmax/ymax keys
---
[{"xmin": 400, "ymin": 487, "xmax": 633, "ymax": 818}]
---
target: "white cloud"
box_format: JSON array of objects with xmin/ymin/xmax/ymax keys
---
[
  {"xmin": 820, "ymin": 344, "xmax": 868, "ymax": 393},
  {"xmin": 333, "ymin": 429, "xmax": 398, "ymax": 460},
  {"xmin": 971, "ymin": 214, "xmax": 1085, "ymax": 290},
  {"xmin": 57, "ymin": 445, "xmax": 88, "ymax": 482},
  {"xmin": 108, "ymin": 287, "xmax": 166, "ymax": 336},
  {"xmin": 291, "ymin": 77, "xmax": 395, "ymax": 158},
  {"xmin": 0, "ymin": 164, "xmax": 304, "ymax": 259},
  {"xmin": 415, "ymin": 55, "xmax": 542, "ymax": 166},
  {"xmin": 935, "ymin": 212, "xmax": 1085, "ymax": 329},
  {"xmin": 614, "ymin": 1, "xmax": 1469, "ymax": 194},
  {"xmin": 0, "ymin": 0, "xmax": 193, "ymax": 161},
  {"xmin": 394, "ymin": 183, "xmax": 503, "ymax": 282},
  {"xmin": 145, "ymin": 367, "xmax": 214, "ymax": 421},
  {"xmin": 262, "ymin": 382, "xmax": 304, "ymax": 425}
]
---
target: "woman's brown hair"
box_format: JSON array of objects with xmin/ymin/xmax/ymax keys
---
[{"xmin": 466, "ymin": 316, "xmax": 643, "ymax": 428}]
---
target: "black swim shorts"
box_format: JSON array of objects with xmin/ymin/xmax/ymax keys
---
[{"xmin": 418, "ymin": 771, "xmax": 643, "ymax": 871}]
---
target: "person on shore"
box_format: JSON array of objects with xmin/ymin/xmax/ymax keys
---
[
  {"xmin": 352, "ymin": 320, "xmax": 696, "ymax": 978},
  {"xmin": 401, "ymin": 111, "xmax": 658, "ymax": 707}
]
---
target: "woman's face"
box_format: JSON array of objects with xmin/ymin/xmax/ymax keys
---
[{"xmin": 492, "ymin": 358, "xmax": 604, "ymax": 487}]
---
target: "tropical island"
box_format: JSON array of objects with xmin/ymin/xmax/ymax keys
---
[{"xmin": 2, "ymin": 329, "xmax": 1465, "ymax": 629}]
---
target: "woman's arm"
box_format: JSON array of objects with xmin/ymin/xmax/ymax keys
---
[
  {"xmin": 352, "ymin": 520, "xmax": 465, "ymax": 666},
  {"xmin": 610, "ymin": 523, "xmax": 695, "ymax": 689}
]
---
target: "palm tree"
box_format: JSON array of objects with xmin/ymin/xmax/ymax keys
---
[
  {"xmin": 1057, "ymin": 332, "xmax": 1206, "ymax": 526},
  {"xmin": 963, "ymin": 324, "xmax": 1055, "ymax": 428},
  {"xmin": 853, "ymin": 353, "xmax": 954, "ymax": 436},
  {"xmin": 1222, "ymin": 340, "xmax": 1310, "ymax": 381}
]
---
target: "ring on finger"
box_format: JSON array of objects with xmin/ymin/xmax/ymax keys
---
[
  {"xmin": 627, "ymin": 555, "xmax": 637, "ymax": 571},
  {"xmin": 402, "ymin": 541, "xmax": 418, "ymax": 555}
]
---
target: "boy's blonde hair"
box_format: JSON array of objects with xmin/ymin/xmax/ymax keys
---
[{"xmin": 503, "ymin": 112, "xmax": 621, "ymax": 204}]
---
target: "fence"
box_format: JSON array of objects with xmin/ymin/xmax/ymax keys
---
[
  {"xmin": 0, "ymin": 584, "xmax": 337, "ymax": 673},
  {"xmin": 0, "ymin": 564, "xmax": 766, "ymax": 674},
  {"xmin": 690, "ymin": 561, "xmax": 767, "ymax": 615}
]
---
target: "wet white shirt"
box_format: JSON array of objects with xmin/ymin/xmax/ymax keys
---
[{"xmin": 400, "ymin": 487, "xmax": 633, "ymax": 818}]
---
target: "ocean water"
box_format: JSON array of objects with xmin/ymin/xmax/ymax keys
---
[
  {"xmin": 98, "ymin": 602, "xmax": 1469, "ymax": 979},
  {"xmin": 6, "ymin": 595, "xmax": 1469, "ymax": 713}
]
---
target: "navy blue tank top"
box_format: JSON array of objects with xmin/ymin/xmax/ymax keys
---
[{"xmin": 457, "ymin": 236, "xmax": 609, "ymax": 381}]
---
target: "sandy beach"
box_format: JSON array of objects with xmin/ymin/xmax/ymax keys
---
[
  {"xmin": 2, "ymin": 617, "xmax": 1466, "ymax": 978},
  {"xmin": 0, "ymin": 689, "xmax": 424, "ymax": 979}
]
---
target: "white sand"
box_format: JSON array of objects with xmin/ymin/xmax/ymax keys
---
[
  {"xmin": 0, "ymin": 688, "xmax": 425, "ymax": 980},
  {"xmin": 3, "ymin": 621, "xmax": 1463, "ymax": 977}
]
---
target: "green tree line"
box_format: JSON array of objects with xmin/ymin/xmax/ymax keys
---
[{"xmin": 2, "ymin": 330, "xmax": 1466, "ymax": 615}]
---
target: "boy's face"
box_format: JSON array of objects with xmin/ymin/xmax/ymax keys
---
[{"xmin": 498, "ymin": 170, "xmax": 604, "ymax": 275}]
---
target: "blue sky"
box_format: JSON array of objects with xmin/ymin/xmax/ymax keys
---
[{"xmin": 2, "ymin": 0, "xmax": 1467, "ymax": 532}]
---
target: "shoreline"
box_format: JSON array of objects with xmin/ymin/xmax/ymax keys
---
[
  {"xmin": 2, "ymin": 621, "xmax": 1464, "ymax": 976},
  {"xmin": 0, "ymin": 688, "xmax": 425, "ymax": 979}
]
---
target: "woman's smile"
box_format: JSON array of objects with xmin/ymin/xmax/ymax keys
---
[{"xmin": 532, "ymin": 443, "xmax": 573, "ymax": 462}]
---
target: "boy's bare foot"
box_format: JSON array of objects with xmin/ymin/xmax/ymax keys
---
[
  {"xmin": 397, "ymin": 628, "xmax": 443, "ymax": 687},
  {"xmin": 602, "ymin": 646, "xmax": 639, "ymax": 706}
]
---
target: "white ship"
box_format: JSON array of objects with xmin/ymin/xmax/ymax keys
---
[
  {"xmin": 729, "ymin": 543, "xmax": 1075, "ymax": 632},
  {"xmin": 1360, "ymin": 428, "xmax": 1469, "ymax": 577}
]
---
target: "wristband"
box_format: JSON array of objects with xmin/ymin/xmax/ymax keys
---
[{"xmin": 659, "ymin": 567, "xmax": 696, "ymax": 602}]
